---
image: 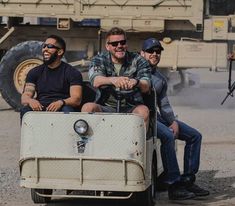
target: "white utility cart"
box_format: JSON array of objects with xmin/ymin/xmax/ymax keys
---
[{"xmin": 19, "ymin": 85, "xmax": 163, "ymax": 206}]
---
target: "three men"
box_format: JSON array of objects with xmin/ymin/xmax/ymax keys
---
[
  {"xmin": 141, "ymin": 38, "xmax": 209, "ymax": 200},
  {"xmin": 21, "ymin": 35, "xmax": 83, "ymax": 119},
  {"xmin": 21, "ymin": 31, "xmax": 209, "ymax": 201}
]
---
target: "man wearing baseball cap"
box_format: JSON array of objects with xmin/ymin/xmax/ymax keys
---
[{"xmin": 141, "ymin": 38, "xmax": 209, "ymax": 200}]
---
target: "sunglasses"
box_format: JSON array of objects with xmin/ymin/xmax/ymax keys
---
[
  {"xmin": 42, "ymin": 43, "xmax": 61, "ymax": 50},
  {"xmin": 145, "ymin": 48, "xmax": 162, "ymax": 54},
  {"xmin": 107, "ymin": 40, "xmax": 126, "ymax": 47}
]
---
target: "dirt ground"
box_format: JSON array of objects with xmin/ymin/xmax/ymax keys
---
[{"xmin": 0, "ymin": 68, "xmax": 235, "ymax": 206}]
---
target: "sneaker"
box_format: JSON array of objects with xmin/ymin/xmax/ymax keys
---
[
  {"xmin": 168, "ymin": 184, "xmax": 196, "ymax": 200},
  {"xmin": 187, "ymin": 183, "xmax": 210, "ymax": 196}
]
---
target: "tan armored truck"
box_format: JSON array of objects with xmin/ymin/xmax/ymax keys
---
[{"xmin": 0, "ymin": 0, "xmax": 234, "ymax": 110}]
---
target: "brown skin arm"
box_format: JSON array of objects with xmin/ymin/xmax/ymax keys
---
[
  {"xmin": 21, "ymin": 83, "xmax": 43, "ymax": 111},
  {"xmin": 46, "ymin": 85, "xmax": 82, "ymax": 111}
]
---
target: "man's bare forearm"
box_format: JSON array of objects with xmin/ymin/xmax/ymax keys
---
[
  {"xmin": 139, "ymin": 80, "xmax": 150, "ymax": 93},
  {"xmin": 93, "ymin": 76, "xmax": 117, "ymax": 88}
]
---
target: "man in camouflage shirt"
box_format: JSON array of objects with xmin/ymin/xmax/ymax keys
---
[{"xmin": 81, "ymin": 27, "xmax": 151, "ymax": 127}]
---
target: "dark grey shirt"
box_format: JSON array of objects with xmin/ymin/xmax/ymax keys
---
[{"xmin": 151, "ymin": 68, "xmax": 175, "ymax": 125}]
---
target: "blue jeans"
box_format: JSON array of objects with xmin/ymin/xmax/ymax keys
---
[
  {"xmin": 20, "ymin": 105, "xmax": 76, "ymax": 120},
  {"xmin": 157, "ymin": 116, "xmax": 202, "ymax": 185}
]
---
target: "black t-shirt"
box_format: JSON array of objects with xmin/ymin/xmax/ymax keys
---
[{"xmin": 25, "ymin": 61, "xmax": 83, "ymax": 106}]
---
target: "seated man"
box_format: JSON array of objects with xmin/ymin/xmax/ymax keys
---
[
  {"xmin": 141, "ymin": 38, "xmax": 209, "ymax": 200},
  {"xmin": 81, "ymin": 27, "xmax": 151, "ymax": 128},
  {"xmin": 20, "ymin": 34, "xmax": 83, "ymax": 120}
]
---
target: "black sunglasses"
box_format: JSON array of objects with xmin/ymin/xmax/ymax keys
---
[
  {"xmin": 107, "ymin": 40, "xmax": 126, "ymax": 47},
  {"xmin": 42, "ymin": 43, "xmax": 61, "ymax": 50},
  {"xmin": 145, "ymin": 48, "xmax": 162, "ymax": 54}
]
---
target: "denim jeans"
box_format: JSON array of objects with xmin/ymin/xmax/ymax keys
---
[
  {"xmin": 20, "ymin": 105, "xmax": 76, "ymax": 121},
  {"xmin": 157, "ymin": 116, "xmax": 202, "ymax": 185}
]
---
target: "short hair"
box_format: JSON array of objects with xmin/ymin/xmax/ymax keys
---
[
  {"xmin": 46, "ymin": 34, "xmax": 66, "ymax": 53},
  {"xmin": 105, "ymin": 27, "xmax": 126, "ymax": 42}
]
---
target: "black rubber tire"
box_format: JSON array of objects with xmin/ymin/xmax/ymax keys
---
[
  {"xmin": 0, "ymin": 41, "xmax": 43, "ymax": 111},
  {"xmin": 31, "ymin": 188, "xmax": 53, "ymax": 203}
]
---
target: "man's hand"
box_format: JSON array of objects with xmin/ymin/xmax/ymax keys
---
[
  {"xmin": 128, "ymin": 78, "xmax": 139, "ymax": 88},
  {"xmin": 228, "ymin": 53, "xmax": 235, "ymax": 60},
  {"xmin": 111, "ymin": 77, "xmax": 138, "ymax": 90},
  {"xmin": 169, "ymin": 121, "xmax": 179, "ymax": 138},
  {"xmin": 28, "ymin": 99, "xmax": 44, "ymax": 111},
  {"xmin": 46, "ymin": 100, "xmax": 63, "ymax": 112}
]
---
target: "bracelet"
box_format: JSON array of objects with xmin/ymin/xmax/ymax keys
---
[
  {"xmin": 61, "ymin": 99, "xmax": 66, "ymax": 106},
  {"xmin": 135, "ymin": 79, "xmax": 140, "ymax": 87}
]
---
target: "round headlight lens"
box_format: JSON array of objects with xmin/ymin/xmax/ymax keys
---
[{"xmin": 74, "ymin": 119, "xmax": 89, "ymax": 135}]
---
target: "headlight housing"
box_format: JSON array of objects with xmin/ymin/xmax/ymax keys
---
[{"xmin": 73, "ymin": 119, "xmax": 89, "ymax": 135}]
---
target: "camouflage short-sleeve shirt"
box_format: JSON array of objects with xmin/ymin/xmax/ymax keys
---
[
  {"xmin": 89, "ymin": 51, "xmax": 151, "ymax": 85},
  {"xmin": 88, "ymin": 51, "xmax": 151, "ymax": 106}
]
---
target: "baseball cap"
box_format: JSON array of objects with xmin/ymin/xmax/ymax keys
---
[{"xmin": 142, "ymin": 38, "xmax": 164, "ymax": 51}]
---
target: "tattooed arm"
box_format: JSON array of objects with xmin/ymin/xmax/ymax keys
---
[{"xmin": 21, "ymin": 83, "xmax": 43, "ymax": 111}]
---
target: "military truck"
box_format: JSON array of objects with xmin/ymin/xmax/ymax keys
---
[{"xmin": 0, "ymin": 0, "xmax": 234, "ymax": 110}]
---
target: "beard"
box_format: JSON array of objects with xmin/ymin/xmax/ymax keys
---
[
  {"xmin": 149, "ymin": 57, "xmax": 160, "ymax": 67},
  {"xmin": 43, "ymin": 51, "xmax": 58, "ymax": 65},
  {"xmin": 111, "ymin": 49, "xmax": 126, "ymax": 62}
]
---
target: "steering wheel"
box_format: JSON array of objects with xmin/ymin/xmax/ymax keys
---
[
  {"xmin": 98, "ymin": 85, "xmax": 139, "ymax": 113},
  {"xmin": 99, "ymin": 84, "xmax": 138, "ymax": 99}
]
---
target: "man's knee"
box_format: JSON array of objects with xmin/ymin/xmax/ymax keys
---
[
  {"xmin": 187, "ymin": 127, "xmax": 202, "ymax": 143},
  {"xmin": 81, "ymin": 102, "xmax": 101, "ymax": 112},
  {"xmin": 195, "ymin": 131, "xmax": 202, "ymax": 143},
  {"xmin": 132, "ymin": 105, "xmax": 149, "ymax": 120}
]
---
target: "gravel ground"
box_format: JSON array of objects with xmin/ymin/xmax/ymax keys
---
[{"xmin": 0, "ymin": 68, "xmax": 235, "ymax": 206}]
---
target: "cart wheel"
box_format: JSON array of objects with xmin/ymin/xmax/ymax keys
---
[
  {"xmin": 133, "ymin": 158, "xmax": 157, "ymax": 206},
  {"xmin": 31, "ymin": 189, "xmax": 53, "ymax": 203}
]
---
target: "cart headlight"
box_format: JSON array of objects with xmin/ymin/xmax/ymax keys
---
[{"xmin": 74, "ymin": 119, "xmax": 89, "ymax": 135}]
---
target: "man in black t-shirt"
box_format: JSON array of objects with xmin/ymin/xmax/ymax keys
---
[{"xmin": 20, "ymin": 35, "xmax": 83, "ymax": 119}]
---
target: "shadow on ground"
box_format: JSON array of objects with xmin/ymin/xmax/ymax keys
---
[
  {"xmin": 157, "ymin": 170, "xmax": 235, "ymax": 205},
  {"xmin": 40, "ymin": 170, "xmax": 235, "ymax": 206}
]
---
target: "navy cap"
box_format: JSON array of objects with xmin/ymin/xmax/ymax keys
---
[{"xmin": 142, "ymin": 38, "xmax": 164, "ymax": 51}]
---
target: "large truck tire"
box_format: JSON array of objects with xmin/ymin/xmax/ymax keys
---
[{"xmin": 0, "ymin": 41, "xmax": 43, "ymax": 111}]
